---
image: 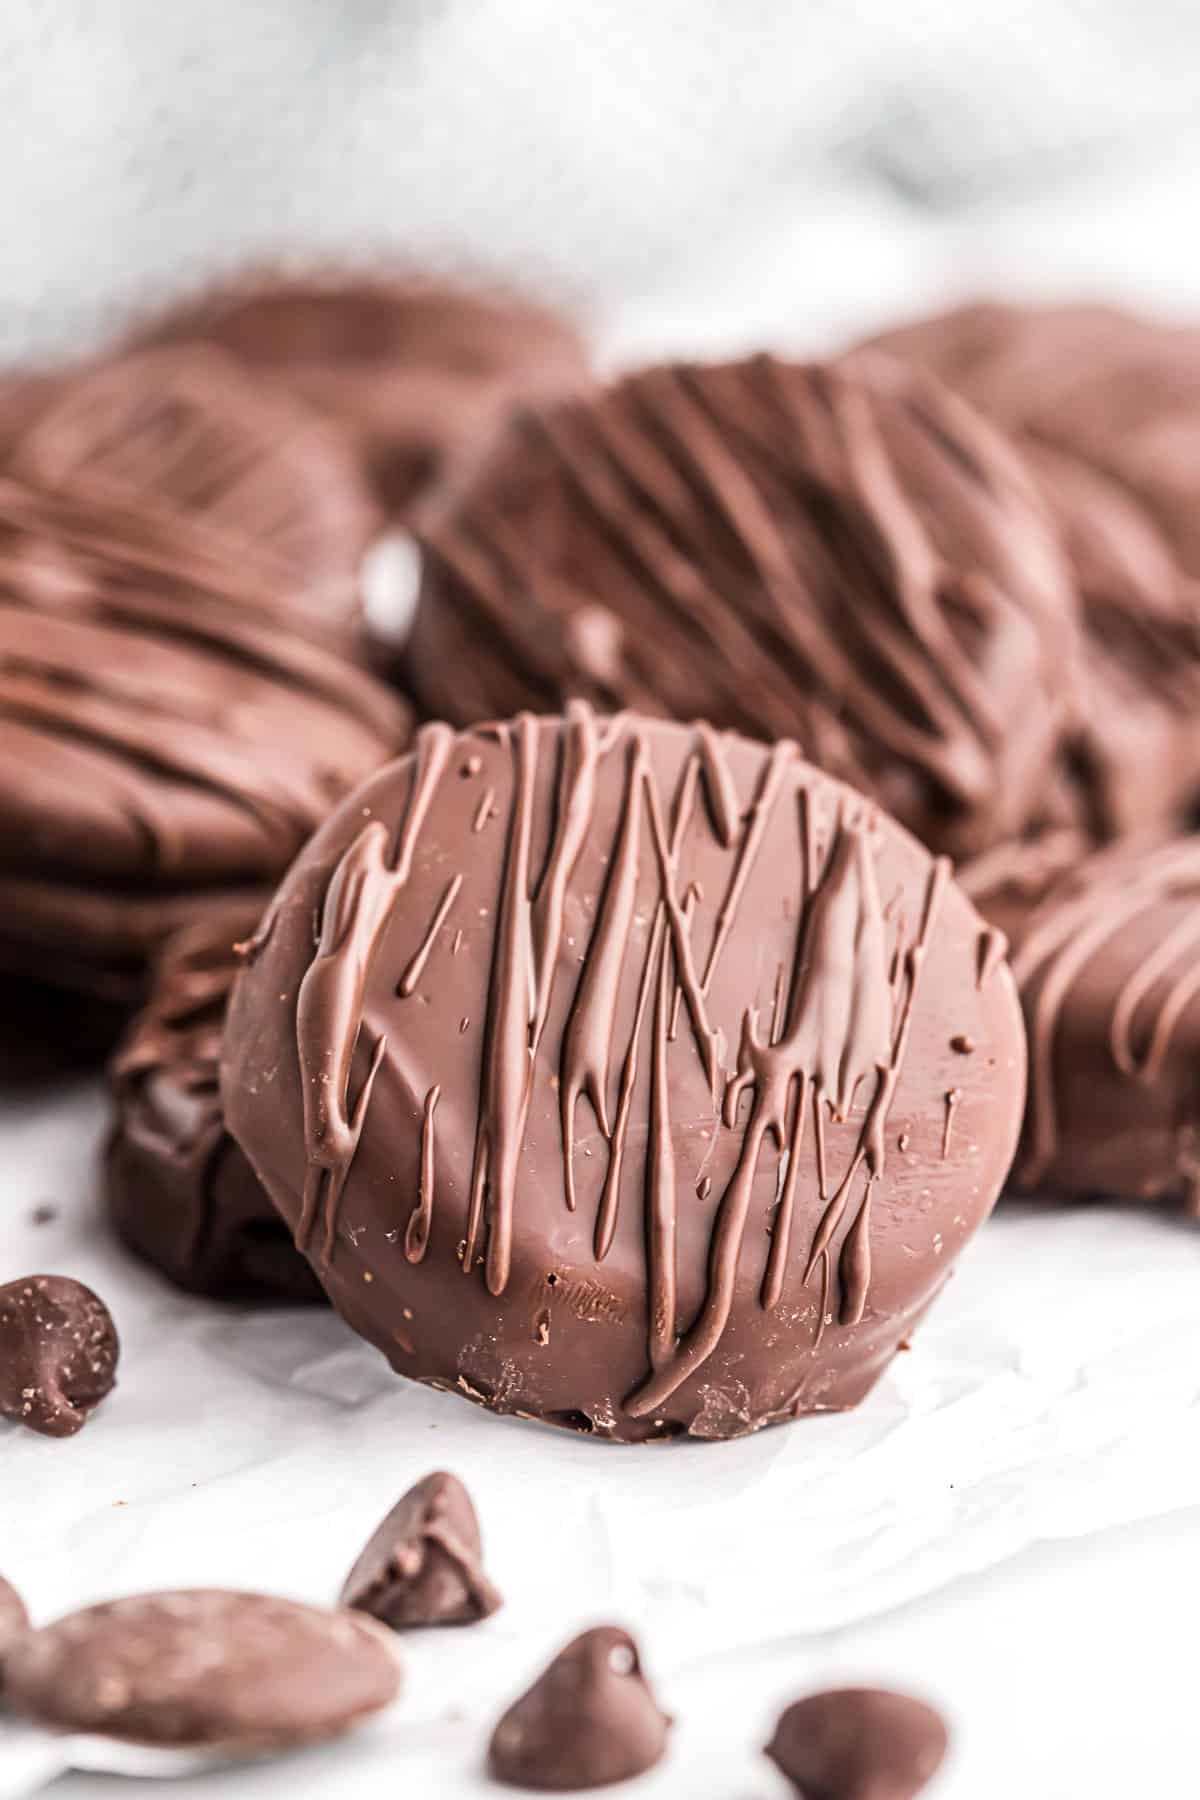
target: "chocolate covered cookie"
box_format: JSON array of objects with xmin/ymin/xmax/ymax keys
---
[
  {"xmin": 974, "ymin": 836, "xmax": 1200, "ymax": 1210},
  {"xmin": 106, "ymin": 902, "xmax": 323, "ymax": 1302},
  {"xmin": 13, "ymin": 344, "xmax": 377, "ymax": 646},
  {"xmin": 223, "ymin": 708, "xmax": 1025, "ymax": 1441},
  {"xmin": 861, "ymin": 301, "xmax": 1200, "ymax": 840},
  {"xmin": 134, "ymin": 274, "xmax": 589, "ymax": 519},
  {"xmin": 0, "ymin": 476, "xmax": 409, "ymax": 997},
  {"xmin": 403, "ymin": 354, "xmax": 1078, "ymax": 859}
]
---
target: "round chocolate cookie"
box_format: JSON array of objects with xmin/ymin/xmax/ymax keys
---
[
  {"xmin": 403, "ymin": 354, "xmax": 1078, "ymax": 859},
  {"xmin": 860, "ymin": 301, "xmax": 1200, "ymax": 840},
  {"xmin": 11, "ymin": 344, "xmax": 378, "ymax": 646},
  {"xmin": 223, "ymin": 708, "xmax": 1025, "ymax": 1442},
  {"xmin": 0, "ymin": 475, "xmax": 409, "ymax": 998},
  {"xmin": 106, "ymin": 902, "xmax": 324, "ymax": 1302},
  {"xmin": 133, "ymin": 274, "xmax": 589, "ymax": 520},
  {"xmin": 973, "ymin": 836, "xmax": 1200, "ymax": 1212}
]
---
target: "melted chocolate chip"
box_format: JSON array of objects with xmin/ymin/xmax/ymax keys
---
[
  {"xmin": 766, "ymin": 1687, "xmax": 948, "ymax": 1800},
  {"xmin": 341, "ymin": 1471, "xmax": 502, "ymax": 1629},
  {"xmin": 488, "ymin": 1626, "xmax": 669, "ymax": 1791},
  {"xmin": 0, "ymin": 1276, "xmax": 119, "ymax": 1437},
  {"xmin": 2, "ymin": 1589, "xmax": 402, "ymax": 1752}
]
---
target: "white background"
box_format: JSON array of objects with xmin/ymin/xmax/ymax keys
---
[{"xmin": 2, "ymin": 7, "xmax": 1200, "ymax": 1796}]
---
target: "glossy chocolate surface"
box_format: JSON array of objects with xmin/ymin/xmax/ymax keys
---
[
  {"xmin": 134, "ymin": 275, "xmax": 589, "ymax": 519},
  {"xmin": 106, "ymin": 902, "xmax": 324, "ymax": 1302},
  {"xmin": 224, "ymin": 709, "xmax": 1024, "ymax": 1441},
  {"xmin": 404, "ymin": 354, "xmax": 1077, "ymax": 859}
]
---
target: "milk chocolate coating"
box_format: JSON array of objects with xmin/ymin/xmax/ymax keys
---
[
  {"xmin": 970, "ymin": 836, "xmax": 1200, "ymax": 1210},
  {"xmin": 861, "ymin": 302, "xmax": 1200, "ymax": 839},
  {"xmin": 3, "ymin": 1590, "xmax": 403, "ymax": 1752},
  {"xmin": 0, "ymin": 1275, "xmax": 119, "ymax": 1437},
  {"xmin": 0, "ymin": 475, "xmax": 409, "ymax": 993},
  {"xmin": 403, "ymin": 353, "xmax": 1078, "ymax": 859},
  {"xmin": 340, "ymin": 1470, "xmax": 502, "ymax": 1629},
  {"xmin": 488, "ymin": 1626, "xmax": 669, "ymax": 1791},
  {"xmin": 105, "ymin": 902, "xmax": 324, "ymax": 1302},
  {"xmin": 223, "ymin": 708, "xmax": 1025, "ymax": 1442},
  {"xmin": 765, "ymin": 1687, "xmax": 948, "ymax": 1800},
  {"xmin": 13, "ymin": 344, "xmax": 378, "ymax": 645},
  {"xmin": 0, "ymin": 1575, "xmax": 29, "ymax": 1682},
  {"xmin": 134, "ymin": 274, "xmax": 589, "ymax": 520}
]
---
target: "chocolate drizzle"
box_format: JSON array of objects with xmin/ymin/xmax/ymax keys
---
[
  {"xmin": 0, "ymin": 474, "xmax": 409, "ymax": 991},
  {"xmin": 296, "ymin": 724, "xmax": 454, "ymax": 1260},
  {"xmin": 407, "ymin": 354, "xmax": 1078, "ymax": 858}
]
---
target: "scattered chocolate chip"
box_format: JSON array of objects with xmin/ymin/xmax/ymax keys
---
[
  {"xmin": 950, "ymin": 1034, "xmax": 975, "ymax": 1054},
  {"xmin": 0, "ymin": 1276, "xmax": 119, "ymax": 1438},
  {"xmin": 340, "ymin": 1471, "xmax": 502, "ymax": 1630},
  {"xmin": 489, "ymin": 1625, "xmax": 670, "ymax": 1791},
  {"xmin": 766, "ymin": 1687, "xmax": 948, "ymax": 1800},
  {"xmin": 3, "ymin": 1590, "xmax": 403, "ymax": 1753},
  {"xmin": 29, "ymin": 1204, "xmax": 57, "ymax": 1228},
  {"xmin": 0, "ymin": 1575, "xmax": 30, "ymax": 1685}
]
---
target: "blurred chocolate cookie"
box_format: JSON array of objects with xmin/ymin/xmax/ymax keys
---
[
  {"xmin": 862, "ymin": 301, "xmax": 1200, "ymax": 840},
  {"xmin": 973, "ymin": 835, "xmax": 1200, "ymax": 1211},
  {"xmin": 11, "ymin": 345, "xmax": 378, "ymax": 649},
  {"xmin": 106, "ymin": 902, "xmax": 323, "ymax": 1302},
  {"xmin": 0, "ymin": 475, "xmax": 409, "ymax": 999},
  {"xmin": 404, "ymin": 354, "xmax": 1078, "ymax": 859},
  {"xmin": 134, "ymin": 273, "xmax": 589, "ymax": 520}
]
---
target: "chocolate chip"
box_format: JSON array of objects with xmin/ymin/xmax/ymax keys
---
[
  {"xmin": 0, "ymin": 1575, "xmax": 30, "ymax": 1688},
  {"xmin": 950, "ymin": 1034, "xmax": 975, "ymax": 1054},
  {"xmin": 489, "ymin": 1625, "xmax": 670, "ymax": 1791},
  {"xmin": 0, "ymin": 1276, "xmax": 119, "ymax": 1437},
  {"xmin": 340, "ymin": 1471, "xmax": 501, "ymax": 1630},
  {"xmin": 766, "ymin": 1687, "xmax": 948, "ymax": 1800},
  {"xmin": 3, "ymin": 1590, "xmax": 403, "ymax": 1752}
]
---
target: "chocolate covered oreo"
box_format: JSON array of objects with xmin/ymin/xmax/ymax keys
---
[
  {"xmin": 223, "ymin": 708, "xmax": 1024, "ymax": 1441},
  {"xmin": 135, "ymin": 274, "xmax": 589, "ymax": 519},
  {"xmin": 0, "ymin": 475, "xmax": 408, "ymax": 997},
  {"xmin": 106, "ymin": 902, "xmax": 323, "ymax": 1302},
  {"xmin": 975, "ymin": 836, "xmax": 1200, "ymax": 1209},
  {"xmin": 3, "ymin": 1590, "xmax": 402, "ymax": 1753},
  {"xmin": 13, "ymin": 344, "xmax": 377, "ymax": 646},
  {"xmin": 404, "ymin": 353, "xmax": 1078, "ymax": 858},
  {"xmin": 862, "ymin": 301, "xmax": 1200, "ymax": 840}
]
